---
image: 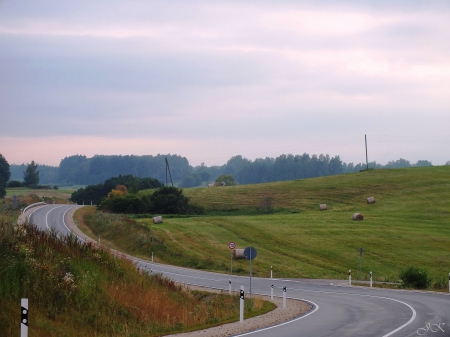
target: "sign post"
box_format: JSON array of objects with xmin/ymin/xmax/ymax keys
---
[
  {"xmin": 228, "ymin": 242, "xmax": 236, "ymax": 274},
  {"xmin": 244, "ymin": 246, "xmax": 257, "ymax": 300},
  {"xmin": 359, "ymin": 247, "xmax": 363, "ymax": 281}
]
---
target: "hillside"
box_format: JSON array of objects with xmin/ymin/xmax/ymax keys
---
[
  {"xmin": 117, "ymin": 166, "xmax": 450, "ymax": 285},
  {"xmin": 183, "ymin": 166, "xmax": 450, "ymax": 214}
]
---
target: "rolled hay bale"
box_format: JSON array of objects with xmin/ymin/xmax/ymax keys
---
[
  {"xmin": 366, "ymin": 196, "xmax": 376, "ymax": 204},
  {"xmin": 319, "ymin": 204, "xmax": 328, "ymax": 211},
  {"xmin": 352, "ymin": 213, "xmax": 364, "ymax": 221},
  {"xmin": 233, "ymin": 249, "xmax": 246, "ymax": 259},
  {"xmin": 152, "ymin": 216, "xmax": 163, "ymax": 224}
]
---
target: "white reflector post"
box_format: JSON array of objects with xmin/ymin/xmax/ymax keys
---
[
  {"xmin": 349, "ymin": 270, "xmax": 352, "ymax": 286},
  {"xmin": 271, "ymin": 284, "xmax": 273, "ymax": 300},
  {"xmin": 21, "ymin": 298, "xmax": 28, "ymax": 337},
  {"xmin": 370, "ymin": 271, "xmax": 373, "ymax": 288},
  {"xmin": 229, "ymin": 279, "xmax": 231, "ymax": 294},
  {"xmin": 240, "ymin": 286, "xmax": 244, "ymax": 323},
  {"xmin": 283, "ymin": 286, "xmax": 286, "ymax": 309}
]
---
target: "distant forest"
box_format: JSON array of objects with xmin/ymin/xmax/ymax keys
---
[{"xmin": 9, "ymin": 154, "xmax": 435, "ymax": 187}]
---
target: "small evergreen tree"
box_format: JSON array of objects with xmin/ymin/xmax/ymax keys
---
[
  {"xmin": 23, "ymin": 161, "xmax": 40, "ymax": 186},
  {"xmin": 0, "ymin": 154, "xmax": 10, "ymax": 198}
]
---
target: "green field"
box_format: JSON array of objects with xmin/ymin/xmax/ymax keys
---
[
  {"xmin": 6, "ymin": 187, "xmax": 75, "ymax": 200},
  {"xmin": 133, "ymin": 167, "xmax": 450, "ymax": 284}
]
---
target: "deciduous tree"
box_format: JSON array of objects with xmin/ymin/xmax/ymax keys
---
[{"xmin": 215, "ymin": 174, "xmax": 237, "ymax": 186}]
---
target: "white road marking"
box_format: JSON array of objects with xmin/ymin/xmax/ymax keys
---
[
  {"xmin": 235, "ymin": 300, "xmax": 319, "ymax": 336},
  {"xmin": 45, "ymin": 205, "xmax": 66, "ymax": 231}
]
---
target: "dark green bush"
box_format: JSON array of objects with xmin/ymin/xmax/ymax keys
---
[
  {"xmin": 100, "ymin": 194, "xmax": 150, "ymax": 214},
  {"xmin": 399, "ymin": 266, "xmax": 431, "ymax": 289},
  {"xmin": 149, "ymin": 186, "xmax": 203, "ymax": 215},
  {"xmin": 7, "ymin": 180, "xmax": 23, "ymax": 188}
]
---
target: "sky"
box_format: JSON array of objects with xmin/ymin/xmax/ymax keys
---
[{"xmin": 1, "ymin": 0, "xmax": 449, "ymax": 168}]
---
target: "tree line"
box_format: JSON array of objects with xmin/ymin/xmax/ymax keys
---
[{"xmin": 6, "ymin": 153, "xmax": 439, "ymax": 189}]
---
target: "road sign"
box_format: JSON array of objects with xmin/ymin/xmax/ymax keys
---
[
  {"xmin": 244, "ymin": 246, "xmax": 257, "ymax": 260},
  {"xmin": 228, "ymin": 242, "xmax": 236, "ymax": 249}
]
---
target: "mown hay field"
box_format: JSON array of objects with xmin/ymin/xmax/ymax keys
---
[{"xmin": 133, "ymin": 167, "xmax": 450, "ymax": 283}]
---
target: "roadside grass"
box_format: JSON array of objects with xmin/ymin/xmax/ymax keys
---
[
  {"xmin": 0, "ymin": 215, "xmax": 274, "ymax": 337},
  {"xmin": 87, "ymin": 167, "xmax": 450, "ymax": 289}
]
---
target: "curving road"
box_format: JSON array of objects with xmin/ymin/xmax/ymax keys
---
[{"xmin": 28, "ymin": 204, "xmax": 450, "ymax": 337}]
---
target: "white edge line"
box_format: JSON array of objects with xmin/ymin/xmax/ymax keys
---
[
  {"xmin": 61, "ymin": 205, "xmax": 86, "ymax": 243},
  {"xmin": 381, "ymin": 298, "xmax": 416, "ymax": 337},
  {"xmin": 233, "ymin": 299, "xmax": 319, "ymax": 336}
]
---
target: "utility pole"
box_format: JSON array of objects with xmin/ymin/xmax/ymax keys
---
[
  {"xmin": 365, "ymin": 134, "xmax": 369, "ymax": 170},
  {"xmin": 165, "ymin": 158, "xmax": 174, "ymax": 186}
]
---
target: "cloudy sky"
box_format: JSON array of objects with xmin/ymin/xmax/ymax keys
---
[{"xmin": 1, "ymin": 0, "xmax": 449, "ymax": 167}]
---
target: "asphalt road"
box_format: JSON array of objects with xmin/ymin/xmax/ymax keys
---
[{"xmin": 29, "ymin": 204, "xmax": 450, "ymax": 337}]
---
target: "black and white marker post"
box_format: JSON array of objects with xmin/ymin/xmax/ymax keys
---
[
  {"xmin": 229, "ymin": 279, "xmax": 232, "ymax": 294},
  {"xmin": 271, "ymin": 284, "xmax": 274, "ymax": 300},
  {"xmin": 348, "ymin": 270, "xmax": 352, "ymax": 286},
  {"xmin": 370, "ymin": 271, "xmax": 373, "ymax": 288},
  {"xmin": 240, "ymin": 286, "xmax": 244, "ymax": 323},
  {"xmin": 283, "ymin": 286, "xmax": 287, "ymax": 309},
  {"xmin": 448, "ymin": 273, "xmax": 450, "ymax": 293},
  {"xmin": 21, "ymin": 298, "xmax": 28, "ymax": 337}
]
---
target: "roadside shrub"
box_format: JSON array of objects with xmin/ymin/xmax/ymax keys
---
[
  {"xmin": 149, "ymin": 186, "xmax": 203, "ymax": 215},
  {"xmin": 7, "ymin": 180, "xmax": 23, "ymax": 188},
  {"xmin": 399, "ymin": 266, "xmax": 431, "ymax": 289},
  {"xmin": 100, "ymin": 194, "xmax": 150, "ymax": 214}
]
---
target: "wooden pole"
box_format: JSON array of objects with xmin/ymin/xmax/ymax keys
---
[{"xmin": 365, "ymin": 134, "xmax": 369, "ymax": 170}]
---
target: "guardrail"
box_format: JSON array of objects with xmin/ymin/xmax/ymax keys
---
[{"xmin": 22, "ymin": 202, "xmax": 46, "ymax": 214}]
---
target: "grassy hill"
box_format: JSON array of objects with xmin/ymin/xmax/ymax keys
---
[{"xmin": 102, "ymin": 166, "xmax": 449, "ymax": 286}]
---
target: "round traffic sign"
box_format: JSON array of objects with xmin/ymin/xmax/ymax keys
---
[
  {"xmin": 244, "ymin": 246, "xmax": 257, "ymax": 260},
  {"xmin": 228, "ymin": 242, "xmax": 236, "ymax": 249}
]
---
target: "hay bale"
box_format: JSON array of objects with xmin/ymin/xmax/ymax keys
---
[
  {"xmin": 319, "ymin": 204, "xmax": 328, "ymax": 211},
  {"xmin": 366, "ymin": 196, "xmax": 376, "ymax": 204},
  {"xmin": 152, "ymin": 216, "xmax": 163, "ymax": 224},
  {"xmin": 233, "ymin": 249, "xmax": 245, "ymax": 259},
  {"xmin": 352, "ymin": 213, "xmax": 364, "ymax": 221}
]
